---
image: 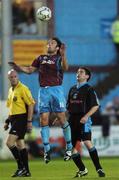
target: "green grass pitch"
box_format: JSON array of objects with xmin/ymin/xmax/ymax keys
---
[{"xmin": 0, "ymin": 157, "xmax": 118, "ymax": 179}]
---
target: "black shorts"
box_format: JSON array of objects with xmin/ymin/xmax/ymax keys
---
[
  {"xmin": 9, "ymin": 113, "xmax": 27, "ymax": 139},
  {"xmin": 69, "ymin": 114, "xmax": 91, "ymax": 147}
]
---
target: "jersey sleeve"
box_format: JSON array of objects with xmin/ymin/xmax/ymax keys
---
[
  {"xmin": 22, "ymin": 87, "xmax": 35, "ymax": 106},
  {"xmin": 87, "ymin": 88, "xmax": 100, "ymax": 107},
  {"xmin": 6, "ymin": 98, "xmax": 10, "ymax": 107},
  {"xmin": 31, "ymin": 56, "xmax": 41, "ymax": 68},
  {"xmin": 6, "ymin": 89, "xmax": 11, "ymax": 107},
  {"xmin": 66, "ymin": 87, "xmax": 73, "ymax": 110}
]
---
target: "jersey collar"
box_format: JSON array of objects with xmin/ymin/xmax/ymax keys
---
[
  {"xmin": 13, "ymin": 81, "xmax": 21, "ymax": 90},
  {"xmin": 76, "ymin": 82, "xmax": 88, "ymax": 89}
]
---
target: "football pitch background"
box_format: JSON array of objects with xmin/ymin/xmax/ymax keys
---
[{"xmin": 0, "ymin": 158, "xmax": 118, "ymax": 180}]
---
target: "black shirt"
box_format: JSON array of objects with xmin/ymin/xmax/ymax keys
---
[{"xmin": 67, "ymin": 84, "xmax": 99, "ymax": 115}]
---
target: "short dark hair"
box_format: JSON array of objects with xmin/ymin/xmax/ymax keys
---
[
  {"xmin": 80, "ymin": 66, "xmax": 91, "ymax": 81},
  {"xmin": 52, "ymin": 37, "xmax": 62, "ymax": 48}
]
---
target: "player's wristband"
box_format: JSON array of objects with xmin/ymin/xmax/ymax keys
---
[{"xmin": 27, "ymin": 120, "xmax": 32, "ymax": 123}]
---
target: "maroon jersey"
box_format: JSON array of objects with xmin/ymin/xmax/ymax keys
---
[{"xmin": 31, "ymin": 55, "xmax": 63, "ymax": 87}]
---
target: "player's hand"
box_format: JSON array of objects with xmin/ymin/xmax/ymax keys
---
[
  {"xmin": 4, "ymin": 123, "xmax": 9, "ymax": 131},
  {"xmin": 5, "ymin": 118, "xmax": 10, "ymax": 124},
  {"xmin": 8, "ymin": 62, "xmax": 21, "ymax": 71},
  {"xmin": 60, "ymin": 43, "xmax": 66, "ymax": 57},
  {"xmin": 80, "ymin": 116, "xmax": 88, "ymax": 124}
]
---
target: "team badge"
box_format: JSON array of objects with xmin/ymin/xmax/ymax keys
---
[
  {"xmin": 43, "ymin": 56, "xmax": 48, "ymax": 60},
  {"xmin": 73, "ymin": 93, "xmax": 78, "ymax": 99},
  {"xmin": 13, "ymin": 96, "xmax": 17, "ymax": 102}
]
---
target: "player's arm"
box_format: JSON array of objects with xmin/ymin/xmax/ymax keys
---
[
  {"xmin": 80, "ymin": 105, "xmax": 99, "ymax": 124},
  {"xmin": 18, "ymin": 65, "xmax": 36, "ymax": 74},
  {"xmin": 66, "ymin": 87, "xmax": 72, "ymax": 111},
  {"xmin": 83, "ymin": 105, "xmax": 99, "ymax": 119},
  {"xmin": 80, "ymin": 88, "xmax": 100, "ymax": 124},
  {"xmin": 8, "ymin": 62, "xmax": 37, "ymax": 74},
  {"xmin": 4, "ymin": 94, "xmax": 11, "ymax": 130},
  {"xmin": 27, "ymin": 103, "xmax": 35, "ymax": 122},
  {"xmin": 60, "ymin": 44, "xmax": 69, "ymax": 71},
  {"xmin": 27, "ymin": 103, "xmax": 35, "ymax": 133},
  {"xmin": 22, "ymin": 87, "xmax": 35, "ymax": 132}
]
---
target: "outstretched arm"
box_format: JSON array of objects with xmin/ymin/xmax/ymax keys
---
[
  {"xmin": 60, "ymin": 44, "xmax": 69, "ymax": 71},
  {"xmin": 8, "ymin": 62, "xmax": 37, "ymax": 74}
]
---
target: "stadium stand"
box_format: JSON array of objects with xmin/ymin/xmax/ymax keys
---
[
  {"xmin": 0, "ymin": 0, "xmax": 118, "ymax": 104},
  {"xmin": 13, "ymin": 39, "xmax": 47, "ymax": 65},
  {"xmin": 54, "ymin": 0, "xmax": 117, "ymax": 65},
  {"xmin": 101, "ymin": 85, "xmax": 119, "ymax": 109}
]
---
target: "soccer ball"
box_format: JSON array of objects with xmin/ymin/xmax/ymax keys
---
[{"xmin": 36, "ymin": 6, "xmax": 52, "ymax": 21}]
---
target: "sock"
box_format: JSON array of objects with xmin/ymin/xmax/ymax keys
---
[
  {"xmin": 20, "ymin": 148, "xmax": 29, "ymax": 172},
  {"xmin": 9, "ymin": 145, "xmax": 23, "ymax": 169},
  {"xmin": 41, "ymin": 126, "xmax": 50, "ymax": 153},
  {"xmin": 62, "ymin": 121, "xmax": 72, "ymax": 150},
  {"xmin": 72, "ymin": 153, "xmax": 85, "ymax": 171},
  {"xmin": 89, "ymin": 147, "xmax": 102, "ymax": 170}
]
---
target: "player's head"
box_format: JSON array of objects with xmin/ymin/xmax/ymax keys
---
[
  {"xmin": 8, "ymin": 69, "xmax": 19, "ymax": 87},
  {"xmin": 47, "ymin": 37, "xmax": 62, "ymax": 55},
  {"xmin": 77, "ymin": 67, "xmax": 91, "ymax": 82}
]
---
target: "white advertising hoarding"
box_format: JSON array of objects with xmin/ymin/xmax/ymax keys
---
[
  {"xmin": 82, "ymin": 126, "xmax": 119, "ymax": 157},
  {"xmin": 0, "ymin": 101, "xmax": 119, "ymax": 158}
]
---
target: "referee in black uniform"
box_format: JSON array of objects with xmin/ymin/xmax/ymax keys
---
[
  {"xmin": 4, "ymin": 69, "xmax": 35, "ymax": 177},
  {"xmin": 67, "ymin": 67, "xmax": 105, "ymax": 178}
]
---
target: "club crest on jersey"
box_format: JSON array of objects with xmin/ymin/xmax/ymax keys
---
[
  {"xmin": 73, "ymin": 93, "xmax": 78, "ymax": 99},
  {"xmin": 43, "ymin": 56, "xmax": 48, "ymax": 59},
  {"xmin": 13, "ymin": 96, "xmax": 17, "ymax": 102}
]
